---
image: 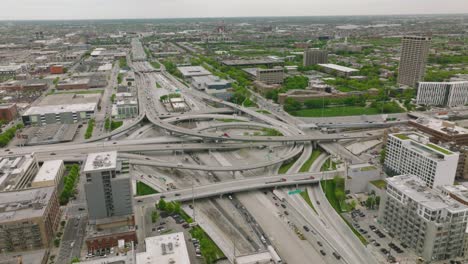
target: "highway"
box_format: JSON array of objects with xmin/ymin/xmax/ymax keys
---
[{"xmin": 135, "ymin": 170, "xmax": 341, "ymax": 204}]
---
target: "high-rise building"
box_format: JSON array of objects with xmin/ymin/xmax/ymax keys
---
[
  {"xmin": 378, "ymin": 175, "xmax": 468, "ymax": 261},
  {"xmin": 417, "ymin": 81, "xmax": 468, "ymax": 107},
  {"xmin": 303, "ymin": 49, "xmax": 328, "ymax": 66},
  {"xmin": 384, "ymin": 132, "xmax": 459, "ymax": 188},
  {"xmin": 84, "ymin": 151, "xmax": 133, "ymax": 221},
  {"xmin": 397, "ymin": 36, "xmax": 431, "ymax": 87},
  {"xmin": 256, "ymin": 67, "xmax": 284, "ymax": 85}
]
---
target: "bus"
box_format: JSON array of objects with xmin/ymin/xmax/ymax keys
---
[{"xmin": 267, "ymin": 245, "xmax": 282, "ymax": 264}]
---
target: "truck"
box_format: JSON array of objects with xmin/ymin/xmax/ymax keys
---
[{"xmin": 267, "ymin": 245, "xmax": 282, "ymax": 264}]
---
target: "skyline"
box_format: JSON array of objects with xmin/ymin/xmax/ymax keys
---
[{"xmin": 1, "ymin": 0, "xmax": 468, "ymax": 20}]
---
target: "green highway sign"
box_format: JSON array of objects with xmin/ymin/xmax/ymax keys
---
[{"xmin": 288, "ymin": 189, "xmax": 303, "ymax": 195}]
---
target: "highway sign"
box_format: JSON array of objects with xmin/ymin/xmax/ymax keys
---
[{"xmin": 288, "ymin": 189, "xmax": 303, "ymax": 195}]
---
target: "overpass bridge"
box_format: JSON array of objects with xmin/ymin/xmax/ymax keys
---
[{"xmin": 135, "ymin": 170, "xmax": 342, "ymax": 205}]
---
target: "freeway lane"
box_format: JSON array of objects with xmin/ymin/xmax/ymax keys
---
[{"xmin": 135, "ymin": 170, "xmax": 342, "ymax": 204}]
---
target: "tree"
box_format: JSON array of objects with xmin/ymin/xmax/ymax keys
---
[
  {"xmin": 335, "ymin": 190, "xmax": 345, "ymax": 211},
  {"xmin": 375, "ymin": 196, "xmax": 381, "ymax": 208},
  {"xmin": 283, "ymin": 98, "xmax": 302, "ymax": 112},
  {"xmin": 165, "ymin": 202, "xmax": 175, "ymax": 213},
  {"xmin": 379, "ymin": 148, "xmax": 386, "ymax": 164},
  {"xmin": 349, "ymin": 200, "xmax": 357, "ymax": 210},
  {"xmin": 158, "ymin": 199, "xmax": 167, "ymax": 211}
]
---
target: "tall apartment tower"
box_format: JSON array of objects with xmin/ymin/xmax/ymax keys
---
[
  {"xmin": 397, "ymin": 35, "xmax": 431, "ymax": 87},
  {"xmin": 84, "ymin": 151, "xmax": 133, "ymax": 221},
  {"xmin": 384, "ymin": 132, "xmax": 459, "ymax": 188},
  {"xmin": 303, "ymin": 49, "xmax": 328, "ymax": 66},
  {"xmin": 378, "ymin": 175, "xmax": 468, "ymax": 261}
]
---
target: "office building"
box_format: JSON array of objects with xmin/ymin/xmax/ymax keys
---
[
  {"xmin": 0, "ymin": 154, "xmax": 39, "ymax": 191},
  {"xmin": 84, "ymin": 151, "xmax": 133, "ymax": 221},
  {"xmin": 0, "ymin": 186, "xmax": 61, "ymax": 252},
  {"xmin": 384, "ymin": 132, "xmax": 459, "ymax": 188},
  {"xmin": 31, "ymin": 160, "xmax": 65, "ymax": 188},
  {"xmin": 409, "ymin": 117, "xmax": 468, "ymax": 145},
  {"xmin": 0, "ymin": 103, "xmax": 18, "ymax": 122},
  {"xmin": 177, "ymin": 66, "xmax": 211, "ymax": 78},
  {"xmin": 318, "ymin": 64, "xmax": 358, "ymax": 77},
  {"xmin": 378, "ymin": 175, "xmax": 468, "ymax": 261},
  {"xmin": 417, "ymin": 81, "xmax": 468, "ymax": 107},
  {"xmin": 243, "ymin": 67, "xmax": 284, "ymax": 85},
  {"xmin": 303, "ymin": 49, "xmax": 328, "ymax": 66},
  {"xmin": 22, "ymin": 94, "xmax": 99, "ymax": 126},
  {"xmin": 136, "ymin": 233, "xmax": 190, "ymax": 264},
  {"xmin": 397, "ymin": 36, "xmax": 431, "ymax": 87}
]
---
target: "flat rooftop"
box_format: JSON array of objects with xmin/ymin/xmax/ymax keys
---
[
  {"xmin": 177, "ymin": 66, "xmax": 211, "ymax": 77},
  {"xmin": 0, "ymin": 186, "xmax": 55, "ymax": 223},
  {"xmin": 84, "ymin": 151, "xmax": 118, "ymax": 172},
  {"xmin": 410, "ymin": 117, "xmax": 468, "ymax": 136},
  {"xmin": 390, "ymin": 132, "xmax": 455, "ymax": 158},
  {"xmin": 222, "ymin": 58, "xmax": 283, "ymax": 66},
  {"xmin": 23, "ymin": 103, "xmax": 97, "ymax": 116},
  {"xmin": 0, "ymin": 154, "xmax": 36, "ymax": 191},
  {"xmin": 33, "ymin": 160, "xmax": 63, "ymax": 184},
  {"xmin": 318, "ymin": 63, "xmax": 359, "ymax": 73},
  {"xmin": 136, "ymin": 232, "xmax": 190, "ymax": 264},
  {"xmin": 387, "ymin": 175, "xmax": 468, "ymax": 213},
  {"xmin": 191, "ymin": 75, "xmax": 230, "ymax": 85}
]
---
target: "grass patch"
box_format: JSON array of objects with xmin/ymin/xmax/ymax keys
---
[
  {"xmin": 279, "ymin": 157, "xmax": 298, "ymax": 174},
  {"xmin": 150, "ymin": 61, "xmax": 161, "ymax": 69},
  {"xmin": 155, "ymin": 82, "xmax": 162, "ymax": 88},
  {"xmin": 190, "ymin": 226, "xmax": 225, "ymax": 264},
  {"xmin": 117, "ymin": 73, "xmax": 123, "ymax": 84},
  {"xmin": 394, "ymin": 133, "xmax": 410, "ymax": 140},
  {"xmin": 360, "ymin": 165, "xmax": 376, "ymax": 171},
  {"xmin": 256, "ymin": 109, "xmax": 271, "ymax": 114},
  {"xmin": 261, "ymin": 128, "xmax": 283, "ymax": 136},
  {"xmin": 104, "ymin": 118, "xmax": 123, "ymax": 131},
  {"xmin": 136, "ymin": 181, "xmax": 158, "ymax": 196},
  {"xmin": 321, "ymin": 178, "xmax": 368, "ymax": 245},
  {"xmin": 321, "ymin": 158, "xmax": 337, "ymax": 171},
  {"xmin": 292, "ymin": 106, "xmax": 381, "ymax": 117},
  {"xmin": 300, "ymin": 150, "xmax": 322, "ymax": 172},
  {"xmin": 426, "ymin": 143, "xmax": 452, "ymax": 155},
  {"xmin": 300, "ymin": 189, "xmax": 317, "ymax": 214},
  {"xmin": 370, "ymin": 180, "xmax": 387, "ymax": 189}
]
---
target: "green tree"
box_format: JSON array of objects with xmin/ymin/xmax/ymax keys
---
[
  {"xmin": 283, "ymin": 98, "xmax": 302, "ymax": 112},
  {"xmin": 158, "ymin": 199, "xmax": 167, "ymax": 211}
]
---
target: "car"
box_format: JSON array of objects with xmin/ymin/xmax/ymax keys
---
[
  {"xmin": 175, "ymin": 193, "xmax": 181, "ymax": 196},
  {"xmin": 78, "ymin": 207, "xmax": 85, "ymax": 211},
  {"xmin": 374, "ymin": 242, "xmax": 381, "ymax": 247},
  {"xmin": 272, "ymin": 196, "xmax": 277, "ymax": 200},
  {"xmin": 280, "ymin": 178, "xmax": 287, "ymax": 182},
  {"xmin": 50, "ymin": 153, "xmax": 56, "ymax": 155},
  {"xmin": 317, "ymin": 241, "xmax": 323, "ymax": 247},
  {"xmin": 160, "ymin": 195, "xmax": 166, "ymax": 199},
  {"xmin": 275, "ymin": 203, "xmax": 279, "ymax": 207},
  {"xmin": 284, "ymin": 211, "xmax": 289, "ymax": 215},
  {"xmin": 303, "ymin": 226, "xmax": 310, "ymax": 232},
  {"xmin": 281, "ymin": 204, "xmax": 286, "ymax": 209},
  {"xmin": 332, "ymin": 252, "xmax": 341, "ymax": 260},
  {"xmin": 380, "ymin": 248, "xmax": 388, "ymax": 254},
  {"xmin": 182, "ymin": 223, "xmax": 190, "ymax": 229},
  {"xmin": 320, "ymin": 250, "xmax": 326, "ymax": 256},
  {"xmin": 137, "ymin": 200, "xmax": 142, "ymax": 203}
]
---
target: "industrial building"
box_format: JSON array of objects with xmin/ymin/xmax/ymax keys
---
[
  {"xmin": 0, "ymin": 186, "xmax": 61, "ymax": 253},
  {"xmin": 417, "ymin": 81, "xmax": 468, "ymax": 107},
  {"xmin": 22, "ymin": 94, "xmax": 100, "ymax": 126},
  {"xmin": 136, "ymin": 232, "xmax": 190, "ymax": 264},
  {"xmin": 177, "ymin": 66, "xmax": 211, "ymax": 78},
  {"xmin": 0, "ymin": 103, "xmax": 18, "ymax": 122},
  {"xmin": 0, "ymin": 154, "xmax": 39, "ymax": 191},
  {"xmin": 378, "ymin": 175, "xmax": 468, "ymax": 261},
  {"xmin": 384, "ymin": 132, "xmax": 459, "ymax": 188},
  {"xmin": 303, "ymin": 49, "xmax": 328, "ymax": 66},
  {"xmin": 84, "ymin": 151, "xmax": 133, "ymax": 221},
  {"xmin": 397, "ymin": 36, "xmax": 431, "ymax": 87},
  {"xmin": 243, "ymin": 67, "xmax": 284, "ymax": 85},
  {"xmin": 191, "ymin": 75, "xmax": 232, "ymax": 100},
  {"xmin": 31, "ymin": 160, "xmax": 65, "ymax": 188},
  {"xmin": 318, "ymin": 64, "xmax": 359, "ymax": 77}
]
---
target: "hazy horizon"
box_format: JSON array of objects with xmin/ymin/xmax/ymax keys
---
[{"xmin": 1, "ymin": 0, "xmax": 468, "ymax": 21}]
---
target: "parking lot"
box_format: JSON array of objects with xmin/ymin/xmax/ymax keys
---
[{"xmin": 343, "ymin": 208, "xmax": 420, "ymax": 263}]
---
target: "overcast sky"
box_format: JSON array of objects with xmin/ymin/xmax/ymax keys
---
[{"xmin": 1, "ymin": 0, "xmax": 468, "ymax": 20}]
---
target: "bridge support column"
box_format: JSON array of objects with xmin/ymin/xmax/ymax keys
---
[{"xmin": 313, "ymin": 141, "xmax": 317, "ymax": 148}]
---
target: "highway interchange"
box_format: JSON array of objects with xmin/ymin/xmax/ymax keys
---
[{"xmin": 35, "ymin": 39, "xmax": 383, "ymax": 264}]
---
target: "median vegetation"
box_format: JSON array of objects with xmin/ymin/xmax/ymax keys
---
[
  {"xmin": 84, "ymin": 119, "xmax": 95, "ymax": 139},
  {"xmin": 136, "ymin": 181, "xmax": 158, "ymax": 196},
  {"xmin": 299, "ymin": 149, "xmax": 322, "ymax": 172},
  {"xmin": 279, "ymin": 157, "xmax": 298, "ymax": 174},
  {"xmin": 104, "ymin": 118, "xmax": 123, "ymax": 131},
  {"xmin": 59, "ymin": 164, "xmax": 80, "ymax": 205},
  {"xmin": 0, "ymin": 124, "xmax": 23, "ymax": 147}
]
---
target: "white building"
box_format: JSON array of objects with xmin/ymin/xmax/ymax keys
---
[
  {"xmin": 136, "ymin": 232, "xmax": 190, "ymax": 264},
  {"xmin": 417, "ymin": 81, "xmax": 468, "ymax": 107},
  {"xmin": 378, "ymin": 175, "xmax": 468, "ymax": 261},
  {"xmin": 31, "ymin": 160, "xmax": 65, "ymax": 188},
  {"xmin": 384, "ymin": 132, "xmax": 459, "ymax": 188}
]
